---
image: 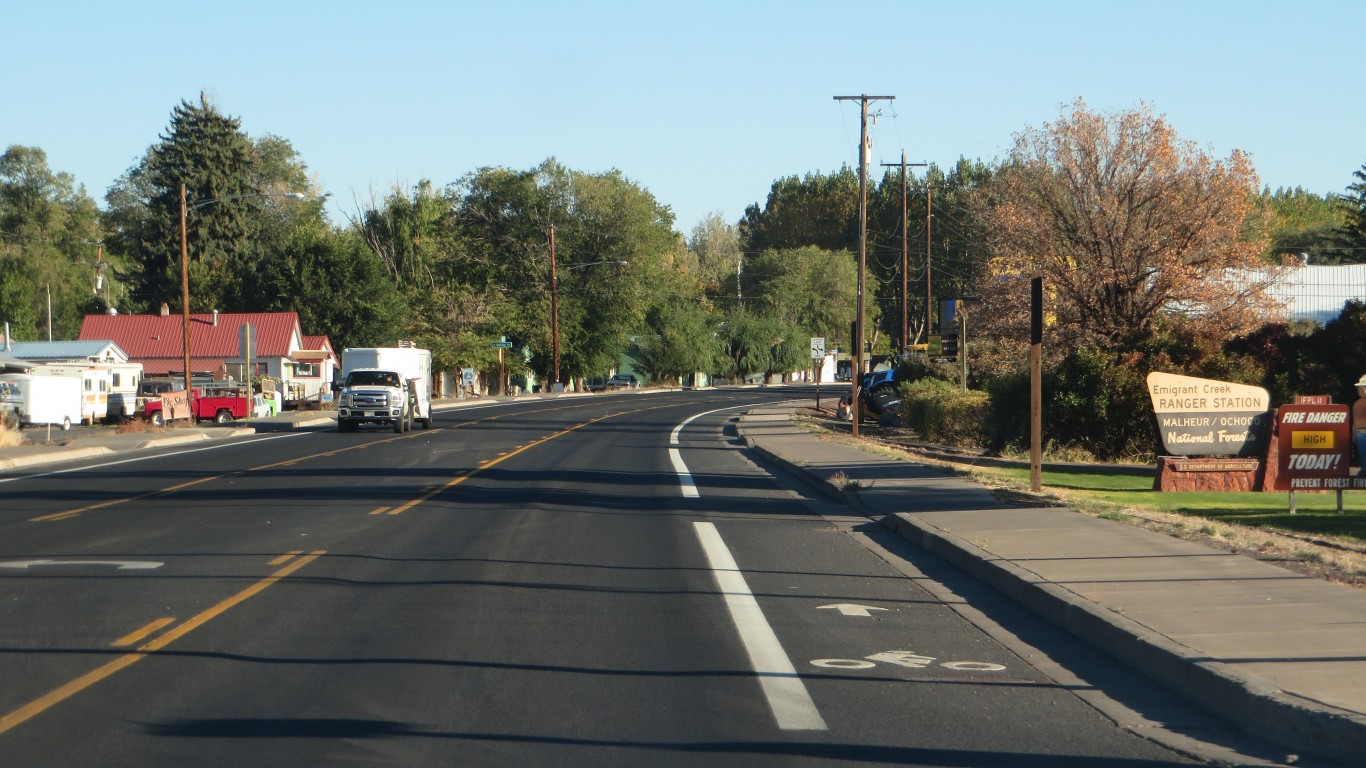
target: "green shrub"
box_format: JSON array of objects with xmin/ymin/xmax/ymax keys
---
[
  {"xmin": 984, "ymin": 371, "xmax": 1030, "ymax": 454},
  {"xmin": 1046, "ymin": 346, "xmax": 1159, "ymax": 461},
  {"xmin": 900, "ymin": 378, "xmax": 989, "ymax": 446}
]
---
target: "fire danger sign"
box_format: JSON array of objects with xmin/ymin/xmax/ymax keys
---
[{"xmin": 1275, "ymin": 404, "xmax": 1350, "ymax": 490}]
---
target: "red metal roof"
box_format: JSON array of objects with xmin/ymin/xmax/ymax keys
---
[
  {"xmin": 80, "ymin": 312, "xmax": 304, "ymax": 363},
  {"xmin": 302, "ymin": 335, "xmax": 335, "ymax": 354},
  {"xmin": 141, "ymin": 358, "xmax": 228, "ymax": 376}
]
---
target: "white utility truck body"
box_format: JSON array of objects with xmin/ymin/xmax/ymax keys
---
[
  {"xmin": 336, "ymin": 346, "xmax": 433, "ymax": 433},
  {"xmin": 0, "ymin": 372, "xmax": 83, "ymax": 430}
]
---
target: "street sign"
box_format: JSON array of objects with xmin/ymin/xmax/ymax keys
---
[
  {"xmin": 810, "ymin": 337, "xmax": 826, "ymax": 359},
  {"xmin": 238, "ymin": 323, "xmax": 256, "ymax": 361},
  {"xmin": 461, "ymin": 368, "xmax": 475, "ymax": 385},
  {"xmin": 491, "ymin": 341, "xmax": 513, "ymax": 348}
]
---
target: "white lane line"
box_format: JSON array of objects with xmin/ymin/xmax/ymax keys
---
[
  {"xmin": 670, "ymin": 448, "xmax": 699, "ymax": 498},
  {"xmin": 692, "ymin": 521, "xmax": 827, "ymax": 731},
  {"xmin": 669, "ymin": 403, "xmax": 768, "ymax": 499},
  {"xmin": 0, "ymin": 432, "xmax": 306, "ymax": 484}
]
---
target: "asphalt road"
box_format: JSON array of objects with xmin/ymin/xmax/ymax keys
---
[{"xmin": 0, "ymin": 388, "xmax": 1229, "ymax": 766}]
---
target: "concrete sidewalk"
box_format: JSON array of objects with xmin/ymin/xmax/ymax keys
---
[{"xmin": 736, "ymin": 404, "xmax": 1366, "ymax": 766}]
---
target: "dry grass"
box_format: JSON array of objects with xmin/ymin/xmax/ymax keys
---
[
  {"xmin": 0, "ymin": 422, "xmax": 24, "ymax": 447},
  {"xmin": 792, "ymin": 409, "xmax": 1366, "ymax": 589},
  {"xmin": 115, "ymin": 419, "xmax": 165, "ymax": 434}
]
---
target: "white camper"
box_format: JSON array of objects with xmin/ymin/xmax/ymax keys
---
[
  {"xmin": 39, "ymin": 362, "xmax": 143, "ymax": 421},
  {"xmin": 104, "ymin": 362, "xmax": 142, "ymax": 421},
  {"xmin": 36, "ymin": 363, "xmax": 113, "ymax": 424},
  {"xmin": 0, "ymin": 372, "xmax": 83, "ymax": 430}
]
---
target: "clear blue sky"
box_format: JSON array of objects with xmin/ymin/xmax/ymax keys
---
[{"xmin": 4, "ymin": 1, "xmax": 1362, "ymax": 236}]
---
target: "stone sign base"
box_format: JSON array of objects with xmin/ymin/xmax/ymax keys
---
[{"xmin": 1153, "ymin": 457, "xmax": 1263, "ymax": 492}]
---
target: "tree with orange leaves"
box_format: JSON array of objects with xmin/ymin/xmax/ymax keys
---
[{"xmin": 979, "ymin": 99, "xmax": 1284, "ymax": 352}]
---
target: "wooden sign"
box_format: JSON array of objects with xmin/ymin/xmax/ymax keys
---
[{"xmin": 1147, "ymin": 372, "xmax": 1271, "ymax": 457}]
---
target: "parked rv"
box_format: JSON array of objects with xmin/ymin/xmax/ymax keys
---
[
  {"xmin": 101, "ymin": 363, "xmax": 143, "ymax": 421},
  {"xmin": 0, "ymin": 372, "xmax": 83, "ymax": 430},
  {"xmin": 34, "ymin": 363, "xmax": 111, "ymax": 425},
  {"xmin": 0, "ymin": 379, "xmax": 21, "ymax": 429}
]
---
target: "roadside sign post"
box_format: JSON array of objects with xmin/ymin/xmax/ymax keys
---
[
  {"xmin": 1275, "ymin": 403, "xmax": 1352, "ymax": 515},
  {"xmin": 239, "ymin": 323, "xmax": 255, "ymax": 422},
  {"xmin": 492, "ymin": 337, "xmax": 513, "ymax": 395},
  {"xmin": 810, "ymin": 337, "xmax": 826, "ymax": 409}
]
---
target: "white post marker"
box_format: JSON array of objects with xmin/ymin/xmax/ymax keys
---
[{"xmin": 692, "ymin": 522, "xmax": 827, "ymax": 731}]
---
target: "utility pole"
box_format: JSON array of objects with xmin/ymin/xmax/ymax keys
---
[
  {"xmin": 926, "ymin": 184, "xmax": 935, "ymax": 342},
  {"xmin": 881, "ymin": 153, "xmax": 926, "ymax": 353},
  {"xmin": 550, "ymin": 222, "xmax": 560, "ymax": 388},
  {"xmin": 834, "ymin": 93, "xmax": 894, "ymax": 439}
]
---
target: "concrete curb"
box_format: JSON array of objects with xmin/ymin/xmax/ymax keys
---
[
  {"xmin": 0, "ymin": 446, "xmax": 113, "ymax": 469},
  {"xmin": 736, "ymin": 411, "xmax": 1366, "ymax": 765}
]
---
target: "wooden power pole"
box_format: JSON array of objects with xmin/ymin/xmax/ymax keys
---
[
  {"xmin": 881, "ymin": 153, "xmax": 926, "ymax": 352},
  {"xmin": 834, "ymin": 94, "xmax": 894, "ymax": 439}
]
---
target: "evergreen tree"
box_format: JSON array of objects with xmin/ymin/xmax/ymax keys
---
[
  {"xmin": 105, "ymin": 94, "xmax": 311, "ymax": 314},
  {"xmin": 1336, "ymin": 162, "xmax": 1366, "ymax": 264}
]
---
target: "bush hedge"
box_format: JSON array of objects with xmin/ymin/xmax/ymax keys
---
[{"xmin": 898, "ymin": 378, "xmax": 989, "ymax": 446}]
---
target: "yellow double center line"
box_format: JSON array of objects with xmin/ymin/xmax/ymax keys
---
[
  {"xmin": 27, "ymin": 403, "xmax": 616, "ymax": 523},
  {"xmin": 3, "ymin": 400, "xmax": 698, "ymax": 734},
  {"xmin": 383, "ymin": 412, "xmax": 620, "ymax": 516},
  {"xmin": 0, "ymin": 551, "xmax": 324, "ymax": 735}
]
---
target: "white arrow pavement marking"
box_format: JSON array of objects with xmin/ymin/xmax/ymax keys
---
[
  {"xmin": 816, "ymin": 603, "xmax": 888, "ymax": 617},
  {"xmin": 0, "ymin": 560, "xmax": 164, "ymax": 570}
]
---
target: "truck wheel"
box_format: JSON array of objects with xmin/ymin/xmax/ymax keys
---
[
  {"xmin": 61, "ymin": 416, "xmax": 72, "ymax": 431},
  {"xmin": 421, "ymin": 417, "xmax": 432, "ymax": 429},
  {"xmin": 393, "ymin": 418, "xmax": 404, "ymax": 434},
  {"xmin": 338, "ymin": 419, "xmax": 354, "ymax": 433},
  {"xmin": 151, "ymin": 412, "xmax": 164, "ymax": 427},
  {"xmin": 215, "ymin": 409, "xmax": 232, "ymax": 425}
]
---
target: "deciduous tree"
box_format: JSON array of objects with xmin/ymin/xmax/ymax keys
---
[
  {"xmin": 0, "ymin": 145, "xmax": 103, "ymax": 339},
  {"xmin": 980, "ymin": 100, "xmax": 1281, "ymax": 351}
]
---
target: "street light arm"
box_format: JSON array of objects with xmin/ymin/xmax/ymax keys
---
[
  {"xmin": 186, "ymin": 191, "xmax": 306, "ymax": 211},
  {"xmin": 563, "ymin": 259, "xmax": 628, "ymax": 271}
]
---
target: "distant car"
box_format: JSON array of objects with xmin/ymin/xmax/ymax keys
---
[
  {"xmin": 606, "ymin": 373, "xmax": 639, "ymax": 390},
  {"xmin": 584, "ymin": 377, "xmax": 608, "ymax": 392}
]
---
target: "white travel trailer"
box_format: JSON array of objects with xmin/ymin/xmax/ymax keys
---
[
  {"xmin": 0, "ymin": 372, "xmax": 83, "ymax": 430},
  {"xmin": 104, "ymin": 362, "xmax": 143, "ymax": 420},
  {"xmin": 41, "ymin": 358, "xmax": 142, "ymax": 418},
  {"xmin": 35, "ymin": 363, "xmax": 117, "ymax": 424}
]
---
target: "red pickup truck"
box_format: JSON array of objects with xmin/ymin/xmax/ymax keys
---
[{"xmin": 144, "ymin": 388, "xmax": 266, "ymax": 426}]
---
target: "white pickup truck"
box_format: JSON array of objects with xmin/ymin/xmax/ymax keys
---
[{"xmin": 336, "ymin": 346, "xmax": 433, "ymax": 433}]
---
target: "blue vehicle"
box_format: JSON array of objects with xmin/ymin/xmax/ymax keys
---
[{"xmin": 860, "ymin": 367, "xmax": 912, "ymax": 415}]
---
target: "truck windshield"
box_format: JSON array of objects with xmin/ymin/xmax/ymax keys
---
[{"xmin": 346, "ymin": 371, "xmax": 399, "ymax": 387}]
